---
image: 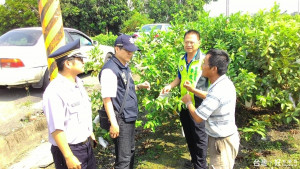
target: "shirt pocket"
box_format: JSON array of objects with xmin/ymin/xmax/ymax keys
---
[{"xmin": 67, "ymin": 101, "xmax": 81, "ymax": 121}]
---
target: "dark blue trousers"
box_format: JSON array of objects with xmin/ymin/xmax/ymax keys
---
[
  {"xmin": 180, "ymin": 108, "xmax": 208, "ymax": 169},
  {"xmin": 51, "ymin": 138, "xmax": 96, "ymax": 169},
  {"xmin": 113, "ymin": 117, "xmax": 136, "ymax": 169}
]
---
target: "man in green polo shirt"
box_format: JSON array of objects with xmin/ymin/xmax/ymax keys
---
[{"xmin": 161, "ymin": 30, "xmax": 209, "ymax": 169}]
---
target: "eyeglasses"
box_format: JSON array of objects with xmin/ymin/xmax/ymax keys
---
[{"xmin": 184, "ymin": 41, "xmax": 199, "ymax": 45}]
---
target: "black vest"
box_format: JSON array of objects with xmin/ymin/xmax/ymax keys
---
[{"xmin": 99, "ymin": 56, "xmax": 138, "ymax": 122}]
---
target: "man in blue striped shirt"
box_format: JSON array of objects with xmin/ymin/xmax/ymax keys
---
[{"xmin": 182, "ymin": 49, "xmax": 240, "ymax": 169}]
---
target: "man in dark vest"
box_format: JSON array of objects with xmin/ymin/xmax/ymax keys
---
[
  {"xmin": 99, "ymin": 34, "xmax": 150, "ymax": 169},
  {"xmin": 161, "ymin": 30, "xmax": 209, "ymax": 168}
]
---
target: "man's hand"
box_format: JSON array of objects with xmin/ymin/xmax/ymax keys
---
[
  {"xmin": 110, "ymin": 123, "xmax": 119, "ymax": 138},
  {"xmin": 52, "ymin": 130, "xmax": 81, "ymax": 169},
  {"xmin": 182, "ymin": 94, "xmax": 192, "ymax": 104},
  {"xmin": 183, "ymin": 80, "xmax": 208, "ymax": 99},
  {"xmin": 138, "ymin": 81, "xmax": 151, "ymax": 90},
  {"xmin": 65, "ymin": 155, "xmax": 81, "ymax": 169},
  {"xmin": 183, "ymin": 80, "xmax": 194, "ymax": 92},
  {"xmin": 160, "ymin": 77, "xmax": 180, "ymax": 94},
  {"xmin": 161, "ymin": 85, "xmax": 171, "ymax": 94}
]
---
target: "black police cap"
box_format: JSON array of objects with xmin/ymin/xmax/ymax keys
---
[{"xmin": 48, "ymin": 39, "xmax": 85, "ymax": 60}]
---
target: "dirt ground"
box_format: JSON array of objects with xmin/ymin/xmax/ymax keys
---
[{"xmin": 92, "ymin": 119, "xmax": 300, "ymax": 169}]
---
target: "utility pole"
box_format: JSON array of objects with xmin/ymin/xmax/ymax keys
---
[
  {"xmin": 226, "ymin": 0, "xmax": 229, "ymax": 16},
  {"xmin": 298, "ymin": 0, "xmax": 299, "ymax": 15},
  {"xmin": 38, "ymin": 0, "xmax": 65, "ymax": 81}
]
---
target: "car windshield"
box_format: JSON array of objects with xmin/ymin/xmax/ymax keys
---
[
  {"xmin": 0, "ymin": 29, "xmax": 42, "ymax": 46},
  {"xmin": 141, "ymin": 25, "xmax": 162, "ymax": 32}
]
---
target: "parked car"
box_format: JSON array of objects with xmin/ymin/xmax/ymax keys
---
[
  {"xmin": 0, "ymin": 27, "xmax": 114, "ymax": 89},
  {"xmin": 132, "ymin": 23, "xmax": 171, "ymax": 39}
]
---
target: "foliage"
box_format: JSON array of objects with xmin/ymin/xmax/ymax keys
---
[
  {"xmin": 202, "ymin": 6, "xmax": 299, "ymax": 109},
  {"xmin": 61, "ymin": 0, "xmax": 130, "ymax": 36},
  {"xmin": 233, "ymin": 69, "xmax": 257, "ymax": 104},
  {"xmin": 239, "ymin": 118, "xmax": 270, "ymax": 141},
  {"xmin": 178, "ymin": 0, "xmax": 206, "ymax": 22},
  {"xmin": 120, "ymin": 11, "xmax": 154, "ymax": 33},
  {"xmin": 271, "ymin": 103, "xmax": 300, "ymax": 125},
  {"xmin": 0, "ymin": 0, "xmax": 129, "ymax": 36},
  {"xmin": 130, "ymin": 0, "xmax": 205, "ymax": 23},
  {"xmin": 0, "ymin": 0, "xmax": 212, "ymax": 37},
  {"xmin": 131, "ymin": 5, "xmax": 300, "ymax": 135},
  {"xmin": 0, "ymin": 0, "xmax": 39, "ymax": 35},
  {"xmin": 89, "ymin": 89, "xmax": 112, "ymax": 140},
  {"xmin": 85, "ymin": 4, "xmax": 299, "ymax": 140},
  {"xmin": 144, "ymin": 0, "xmax": 180, "ymax": 23},
  {"xmin": 84, "ymin": 45, "xmax": 109, "ymax": 138},
  {"xmin": 195, "ymin": 5, "xmax": 300, "ymax": 124},
  {"xmin": 130, "ymin": 27, "xmax": 186, "ymax": 131},
  {"xmin": 92, "ymin": 32, "xmax": 118, "ymax": 46},
  {"xmin": 84, "ymin": 45, "xmax": 104, "ymax": 76}
]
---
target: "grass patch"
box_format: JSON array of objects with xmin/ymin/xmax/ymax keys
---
[
  {"xmin": 93, "ymin": 117, "xmax": 300, "ymax": 169},
  {"xmin": 134, "ymin": 124, "xmax": 190, "ymax": 169},
  {"xmin": 236, "ymin": 125, "xmax": 300, "ymax": 168},
  {"xmin": 20, "ymin": 100, "xmax": 33, "ymax": 107},
  {"xmin": 84, "ymin": 84, "xmax": 94, "ymax": 87}
]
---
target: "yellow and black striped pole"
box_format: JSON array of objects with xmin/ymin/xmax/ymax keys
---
[{"xmin": 38, "ymin": 0, "xmax": 65, "ymax": 81}]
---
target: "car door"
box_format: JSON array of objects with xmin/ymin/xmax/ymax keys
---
[
  {"xmin": 64, "ymin": 30, "xmax": 73, "ymax": 44},
  {"xmin": 65, "ymin": 30, "xmax": 94, "ymax": 62}
]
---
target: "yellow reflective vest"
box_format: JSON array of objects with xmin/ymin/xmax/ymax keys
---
[{"xmin": 178, "ymin": 49, "xmax": 209, "ymax": 107}]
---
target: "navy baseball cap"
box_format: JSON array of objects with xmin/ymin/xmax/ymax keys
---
[
  {"xmin": 114, "ymin": 34, "xmax": 139, "ymax": 52},
  {"xmin": 48, "ymin": 39, "xmax": 85, "ymax": 60}
]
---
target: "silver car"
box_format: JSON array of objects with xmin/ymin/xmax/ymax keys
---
[
  {"xmin": 133, "ymin": 23, "xmax": 171, "ymax": 39},
  {"xmin": 0, "ymin": 27, "xmax": 114, "ymax": 89}
]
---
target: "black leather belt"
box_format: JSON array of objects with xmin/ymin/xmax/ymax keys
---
[{"xmin": 69, "ymin": 137, "xmax": 89, "ymax": 146}]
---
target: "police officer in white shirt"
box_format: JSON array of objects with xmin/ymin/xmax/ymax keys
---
[{"xmin": 43, "ymin": 39, "xmax": 97, "ymax": 169}]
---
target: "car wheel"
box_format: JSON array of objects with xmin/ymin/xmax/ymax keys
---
[
  {"xmin": 104, "ymin": 53, "xmax": 113, "ymax": 63},
  {"xmin": 41, "ymin": 69, "xmax": 50, "ymax": 91}
]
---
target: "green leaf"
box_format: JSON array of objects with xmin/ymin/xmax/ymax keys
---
[
  {"xmin": 283, "ymin": 68, "xmax": 289, "ymax": 74},
  {"xmin": 286, "ymin": 117, "xmax": 292, "ymax": 124},
  {"xmin": 242, "ymin": 128, "xmax": 254, "ymax": 132}
]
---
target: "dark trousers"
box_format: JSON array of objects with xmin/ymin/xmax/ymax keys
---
[
  {"xmin": 180, "ymin": 108, "xmax": 208, "ymax": 169},
  {"xmin": 113, "ymin": 117, "xmax": 136, "ymax": 169},
  {"xmin": 51, "ymin": 138, "xmax": 96, "ymax": 169}
]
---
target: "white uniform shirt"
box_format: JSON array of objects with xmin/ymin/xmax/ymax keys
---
[{"xmin": 43, "ymin": 74, "xmax": 93, "ymax": 146}]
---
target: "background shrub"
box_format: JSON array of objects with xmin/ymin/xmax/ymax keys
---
[
  {"xmin": 92, "ymin": 32, "xmax": 118, "ymax": 46},
  {"xmin": 87, "ymin": 4, "xmax": 300, "ymax": 138},
  {"xmin": 130, "ymin": 5, "xmax": 300, "ymax": 133}
]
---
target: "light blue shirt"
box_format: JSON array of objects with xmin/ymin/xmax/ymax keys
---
[
  {"xmin": 195, "ymin": 75, "xmax": 238, "ymax": 138},
  {"xmin": 43, "ymin": 74, "xmax": 93, "ymax": 146}
]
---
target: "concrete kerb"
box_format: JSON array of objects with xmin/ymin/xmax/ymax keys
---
[{"xmin": 0, "ymin": 117, "xmax": 49, "ymax": 168}]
